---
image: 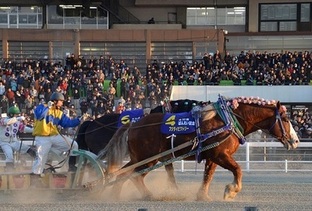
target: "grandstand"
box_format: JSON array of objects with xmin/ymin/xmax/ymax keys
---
[
  {"xmin": 0, "ymin": 1, "xmax": 311, "ymax": 70},
  {"xmin": 0, "ymin": 0, "xmax": 310, "ymax": 138}
]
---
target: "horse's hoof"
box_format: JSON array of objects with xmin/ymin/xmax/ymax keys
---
[
  {"xmin": 224, "ymin": 184, "xmax": 239, "ymax": 200},
  {"xmin": 224, "ymin": 189, "xmax": 237, "ymax": 201}
]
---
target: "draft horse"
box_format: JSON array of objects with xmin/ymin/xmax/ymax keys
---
[
  {"xmin": 76, "ymin": 99, "xmax": 202, "ymax": 155},
  {"xmin": 104, "ymin": 95, "xmax": 299, "ymax": 201}
]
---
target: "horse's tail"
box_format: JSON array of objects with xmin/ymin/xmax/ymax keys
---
[{"xmin": 97, "ymin": 124, "xmax": 130, "ymax": 174}]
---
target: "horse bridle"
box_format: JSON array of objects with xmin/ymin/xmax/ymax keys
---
[
  {"xmin": 268, "ymin": 107, "xmax": 288, "ymax": 142},
  {"xmin": 228, "ymin": 105, "xmax": 289, "ymax": 143}
]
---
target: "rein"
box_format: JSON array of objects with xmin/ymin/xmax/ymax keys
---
[
  {"xmin": 77, "ymin": 118, "xmax": 119, "ymax": 136},
  {"xmin": 76, "ymin": 106, "xmax": 169, "ymax": 136},
  {"xmin": 44, "ymin": 115, "xmax": 96, "ymax": 173}
]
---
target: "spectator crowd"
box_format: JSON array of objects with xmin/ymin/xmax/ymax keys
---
[{"xmin": 0, "ymin": 50, "xmax": 311, "ymax": 138}]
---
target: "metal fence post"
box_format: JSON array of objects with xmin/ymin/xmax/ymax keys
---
[{"xmin": 246, "ymin": 142, "xmax": 250, "ymax": 172}]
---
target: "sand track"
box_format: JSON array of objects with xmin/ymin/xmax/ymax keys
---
[{"xmin": 0, "ymin": 171, "xmax": 311, "ymax": 210}]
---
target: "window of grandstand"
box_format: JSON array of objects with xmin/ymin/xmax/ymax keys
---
[
  {"xmin": 151, "ymin": 42, "xmax": 193, "ymax": 63},
  {"xmin": 47, "ymin": 5, "xmax": 108, "ymax": 29},
  {"xmin": 8, "ymin": 41, "xmax": 49, "ymax": 61},
  {"xmin": 300, "ymin": 4, "xmax": 310, "ymax": 22},
  {"xmin": 186, "ymin": 7, "xmax": 246, "ymax": 32},
  {"xmin": 52, "ymin": 42, "xmax": 75, "ymax": 61},
  {"xmin": 260, "ymin": 3, "xmax": 312, "ymax": 32},
  {"xmin": 0, "ymin": 6, "xmax": 42, "ymax": 29},
  {"xmin": 194, "ymin": 42, "xmax": 217, "ymax": 60},
  {"xmin": 80, "ymin": 42, "xmax": 146, "ymax": 71}
]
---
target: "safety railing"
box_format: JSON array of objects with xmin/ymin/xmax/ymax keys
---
[
  {"xmin": 170, "ymin": 141, "xmax": 312, "ymax": 173},
  {"xmin": 3, "ymin": 136, "xmax": 311, "ymax": 172}
]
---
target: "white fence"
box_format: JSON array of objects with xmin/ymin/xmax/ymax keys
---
[
  {"xmin": 3, "ymin": 137, "xmax": 312, "ymax": 173},
  {"xmin": 169, "ymin": 141, "xmax": 312, "ymax": 173}
]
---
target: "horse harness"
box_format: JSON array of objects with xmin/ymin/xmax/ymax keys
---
[
  {"xmin": 167, "ymin": 95, "xmax": 244, "ymax": 163},
  {"xmin": 168, "ymin": 95, "xmax": 288, "ymax": 163},
  {"xmin": 268, "ymin": 108, "xmax": 288, "ymax": 142}
]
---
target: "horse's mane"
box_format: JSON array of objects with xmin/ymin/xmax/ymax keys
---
[{"xmin": 226, "ymin": 96, "xmax": 278, "ymax": 110}]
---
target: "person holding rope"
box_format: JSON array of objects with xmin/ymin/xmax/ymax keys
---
[
  {"xmin": 31, "ymin": 92, "xmax": 87, "ymax": 177},
  {"xmin": 0, "ymin": 105, "xmax": 36, "ymax": 170}
]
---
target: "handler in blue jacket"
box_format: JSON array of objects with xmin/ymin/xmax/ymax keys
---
[{"xmin": 31, "ymin": 92, "xmax": 85, "ymax": 176}]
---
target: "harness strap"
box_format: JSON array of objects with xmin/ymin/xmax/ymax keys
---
[
  {"xmin": 217, "ymin": 95, "xmax": 246, "ymax": 144},
  {"xmin": 190, "ymin": 95, "xmax": 247, "ymax": 163},
  {"xmin": 166, "ymin": 134, "xmax": 177, "ymax": 158}
]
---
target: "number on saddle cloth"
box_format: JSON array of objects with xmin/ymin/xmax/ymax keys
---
[
  {"xmin": 117, "ymin": 109, "xmax": 144, "ymax": 127},
  {"xmin": 161, "ymin": 112, "xmax": 196, "ymax": 135}
]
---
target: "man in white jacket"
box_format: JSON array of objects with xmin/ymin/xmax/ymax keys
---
[{"xmin": 0, "ymin": 105, "xmax": 36, "ymax": 170}]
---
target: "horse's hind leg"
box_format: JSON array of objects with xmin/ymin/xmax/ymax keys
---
[
  {"xmin": 129, "ymin": 161, "xmax": 160, "ymax": 200},
  {"xmin": 165, "ymin": 163, "xmax": 179, "ymax": 190},
  {"xmin": 130, "ymin": 171, "xmax": 153, "ymax": 200},
  {"xmin": 197, "ymin": 160, "xmax": 217, "ymax": 201},
  {"xmin": 111, "ymin": 162, "xmax": 134, "ymax": 200}
]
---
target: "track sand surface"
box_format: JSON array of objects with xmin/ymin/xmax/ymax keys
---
[{"xmin": 0, "ymin": 171, "xmax": 311, "ymax": 210}]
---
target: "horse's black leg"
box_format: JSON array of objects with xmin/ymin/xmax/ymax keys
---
[
  {"xmin": 197, "ymin": 160, "xmax": 217, "ymax": 201},
  {"xmin": 164, "ymin": 163, "xmax": 179, "ymax": 190}
]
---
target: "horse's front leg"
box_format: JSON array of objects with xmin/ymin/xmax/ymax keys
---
[
  {"xmin": 218, "ymin": 156, "xmax": 243, "ymax": 200},
  {"xmin": 196, "ymin": 160, "xmax": 217, "ymax": 201}
]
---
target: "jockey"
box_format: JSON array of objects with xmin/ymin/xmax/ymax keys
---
[
  {"xmin": 0, "ymin": 105, "xmax": 36, "ymax": 170},
  {"xmin": 31, "ymin": 92, "xmax": 87, "ymax": 176}
]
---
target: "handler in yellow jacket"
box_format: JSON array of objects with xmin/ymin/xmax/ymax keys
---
[{"xmin": 31, "ymin": 92, "xmax": 84, "ymax": 176}]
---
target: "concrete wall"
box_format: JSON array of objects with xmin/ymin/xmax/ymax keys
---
[
  {"xmin": 111, "ymin": 24, "xmax": 182, "ymax": 30},
  {"xmin": 170, "ymin": 85, "xmax": 312, "ymax": 103}
]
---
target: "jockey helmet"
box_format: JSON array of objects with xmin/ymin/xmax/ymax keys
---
[
  {"xmin": 8, "ymin": 105, "xmax": 21, "ymax": 115},
  {"xmin": 50, "ymin": 92, "xmax": 65, "ymax": 101}
]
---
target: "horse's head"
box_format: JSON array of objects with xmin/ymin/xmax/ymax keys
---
[
  {"xmin": 268, "ymin": 102, "xmax": 300, "ymax": 150},
  {"xmin": 231, "ymin": 97, "xmax": 299, "ymax": 150}
]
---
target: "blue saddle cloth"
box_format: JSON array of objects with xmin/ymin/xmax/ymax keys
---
[
  {"xmin": 161, "ymin": 112, "xmax": 196, "ymax": 135},
  {"xmin": 117, "ymin": 109, "xmax": 144, "ymax": 127}
]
